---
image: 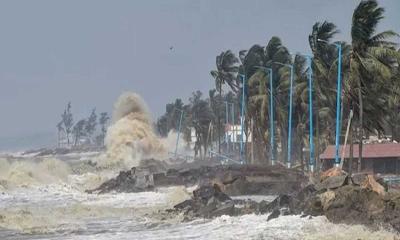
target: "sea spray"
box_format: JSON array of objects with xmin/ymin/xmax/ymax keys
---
[
  {"xmin": 97, "ymin": 92, "xmax": 182, "ymax": 169},
  {"xmin": 0, "ymin": 157, "xmax": 71, "ymax": 189}
]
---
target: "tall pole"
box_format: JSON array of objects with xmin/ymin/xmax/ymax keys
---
[
  {"xmin": 287, "ymin": 65, "xmax": 294, "ymax": 168},
  {"xmin": 231, "ymin": 103, "xmax": 235, "ymax": 152},
  {"xmin": 240, "ymin": 74, "xmax": 246, "ymax": 164},
  {"xmin": 267, "ymin": 69, "xmax": 275, "ymax": 165},
  {"xmin": 317, "ymin": 39, "xmax": 343, "ymax": 168},
  {"xmin": 225, "ymin": 101, "xmax": 229, "ymax": 153},
  {"xmin": 307, "ymin": 56, "xmax": 314, "ymax": 172},
  {"xmin": 175, "ymin": 110, "xmax": 184, "ymax": 157},
  {"xmin": 334, "ymin": 43, "xmax": 342, "ymax": 167}
]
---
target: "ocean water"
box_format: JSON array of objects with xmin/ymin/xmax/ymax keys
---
[{"xmin": 0, "ymin": 154, "xmax": 399, "ymax": 240}]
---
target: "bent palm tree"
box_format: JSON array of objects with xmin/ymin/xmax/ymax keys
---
[
  {"xmin": 350, "ymin": 0, "xmax": 399, "ymax": 170},
  {"xmin": 211, "ymin": 50, "xmax": 239, "ymax": 153}
]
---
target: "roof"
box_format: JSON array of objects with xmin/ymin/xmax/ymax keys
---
[{"xmin": 320, "ymin": 143, "xmax": 400, "ymax": 160}]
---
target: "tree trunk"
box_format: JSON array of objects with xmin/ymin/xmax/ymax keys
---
[
  {"xmin": 357, "ymin": 86, "xmax": 363, "ymax": 173},
  {"xmin": 300, "ymin": 138, "xmax": 304, "ymax": 172},
  {"xmin": 57, "ymin": 130, "xmax": 60, "ymax": 148},
  {"xmin": 251, "ymin": 118, "xmax": 255, "ymax": 164},
  {"xmin": 315, "ymin": 111, "xmax": 320, "ymax": 172},
  {"xmin": 349, "ymin": 123, "xmax": 354, "ymax": 176}
]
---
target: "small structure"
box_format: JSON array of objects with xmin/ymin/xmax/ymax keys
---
[{"xmin": 320, "ymin": 143, "xmax": 400, "ymax": 174}]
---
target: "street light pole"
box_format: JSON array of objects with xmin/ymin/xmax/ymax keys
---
[
  {"xmin": 274, "ymin": 62, "xmax": 294, "ymax": 168},
  {"xmin": 240, "ymin": 74, "xmax": 246, "ymax": 164},
  {"xmin": 231, "ymin": 103, "xmax": 235, "ymax": 151},
  {"xmin": 225, "ymin": 101, "xmax": 229, "ymax": 153},
  {"xmin": 318, "ymin": 39, "xmax": 343, "ymax": 167},
  {"xmin": 306, "ymin": 55, "xmax": 315, "ymax": 172}
]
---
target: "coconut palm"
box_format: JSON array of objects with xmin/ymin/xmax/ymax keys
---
[
  {"xmin": 211, "ymin": 50, "xmax": 240, "ymax": 153},
  {"xmin": 349, "ymin": 0, "xmax": 399, "ymax": 168}
]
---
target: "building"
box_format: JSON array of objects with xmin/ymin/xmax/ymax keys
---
[{"xmin": 320, "ymin": 143, "xmax": 400, "ymax": 174}]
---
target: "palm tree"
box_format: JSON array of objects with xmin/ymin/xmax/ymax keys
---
[
  {"xmin": 309, "ymin": 21, "xmax": 353, "ymax": 170},
  {"xmin": 243, "ymin": 37, "xmax": 294, "ymax": 164},
  {"xmin": 211, "ymin": 50, "xmax": 239, "ymax": 153},
  {"xmin": 350, "ymin": 0, "xmax": 399, "ymax": 170}
]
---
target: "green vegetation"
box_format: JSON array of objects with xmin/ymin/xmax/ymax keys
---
[{"xmin": 157, "ymin": 0, "xmax": 400, "ymax": 168}]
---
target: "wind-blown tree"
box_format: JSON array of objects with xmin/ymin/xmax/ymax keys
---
[
  {"xmin": 309, "ymin": 21, "xmax": 353, "ymax": 170},
  {"xmin": 349, "ymin": 0, "xmax": 399, "ymax": 169},
  {"xmin": 72, "ymin": 119, "xmax": 87, "ymax": 146},
  {"xmin": 309, "ymin": 21, "xmax": 340, "ymax": 163},
  {"xmin": 157, "ymin": 98, "xmax": 186, "ymax": 137},
  {"xmin": 56, "ymin": 121, "xmax": 64, "ymax": 147},
  {"xmin": 242, "ymin": 37, "xmax": 296, "ymax": 164},
  {"xmin": 85, "ymin": 108, "xmax": 97, "ymax": 143},
  {"xmin": 187, "ymin": 91, "xmax": 214, "ymax": 159},
  {"xmin": 211, "ymin": 50, "xmax": 239, "ymax": 153},
  {"xmin": 98, "ymin": 112, "xmax": 110, "ymax": 146},
  {"xmin": 61, "ymin": 102, "xmax": 74, "ymax": 146}
]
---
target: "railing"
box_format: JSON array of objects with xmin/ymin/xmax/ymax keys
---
[{"xmin": 208, "ymin": 150, "xmax": 241, "ymax": 165}]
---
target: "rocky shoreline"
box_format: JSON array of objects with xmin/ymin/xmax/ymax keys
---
[
  {"xmin": 86, "ymin": 160, "xmax": 307, "ymax": 195},
  {"xmin": 170, "ymin": 168, "xmax": 400, "ymax": 233},
  {"xmin": 86, "ymin": 160, "xmax": 400, "ymax": 233}
]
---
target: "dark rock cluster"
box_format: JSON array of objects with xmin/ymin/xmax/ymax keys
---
[{"xmin": 87, "ymin": 162, "xmax": 307, "ymax": 195}]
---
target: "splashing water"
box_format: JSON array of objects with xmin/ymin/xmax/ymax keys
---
[
  {"xmin": 0, "ymin": 157, "xmax": 71, "ymax": 189},
  {"xmin": 96, "ymin": 92, "xmax": 167, "ymax": 169}
]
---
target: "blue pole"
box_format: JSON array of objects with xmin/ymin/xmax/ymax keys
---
[
  {"xmin": 240, "ymin": 74, "xmax": 246, "ymax": 164},
  {"xmin": 225, "ymin": 101, "xmax": 229, "ymax": 153},
  {"xmin": 307, "ymin": 56, "xmax": 314, "ymax": 172},
  {"xmin": 175, "ymin": 110, "xmax": 184, "ymax": 157},
  {"xmin": 287, "ymin": 66, "xmax": 294, "ymax": 168},
  {"xmin": 231, "ymin": 103, "xmax": 235, "ymax": 152},
  {"xmin": 268, "ymin": 69, "xmax": 275, "ymax": 165},
  {"xmin": 334, "ymin": 44, "xmax": 342, "ymax": 167}
]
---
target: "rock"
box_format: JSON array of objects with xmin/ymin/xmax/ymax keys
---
[
  {"xmin": 360, "ymin": 175, "xmax": 385, "ymax": 196},
  {"xmin": 173, "ymin": 184, "xmax": 235, "ymax": 218},
  {"xmin": 91, "ymin": 163, "xmax": 307, "ymax": 196},
  {"xmin": 193, "ymin": 184, "xmax": 231, "ymax": 203},
  {"xmin": 210, "ymin": 201, "xmax": 235, "ymax": 217},
  {"xmin": 319, "ymin": 190, "xmax": 336, "ymax": 211},
  {"xmin": 86, "ymin": 167, "xmax": 154, "ymax": 194},
  {"xmin": 319, "ymin": 175, "xmax": 349, "ymax": 190},
  {"xmin": 267, "ymin": 209, "xmax": 281, "ymax": 221},
  {"xmin": 320, "ymin": 167, "xmax": 346, "ymax": 182},
  {"xmin": 351, "ymin": 173, "xmax": 369, "ymax": 185}
]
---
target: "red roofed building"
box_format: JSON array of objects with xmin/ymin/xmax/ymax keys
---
[{"xmin": 320, "ymin": 143, "xmax": 400, "ymax": 174}]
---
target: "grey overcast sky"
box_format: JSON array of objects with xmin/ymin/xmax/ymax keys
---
[{"xmin": 0, "ymin": 0, "xmax": 399, "ymax": 149}]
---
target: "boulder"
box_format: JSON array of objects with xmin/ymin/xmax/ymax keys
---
[
  {"xmin": 320, "ymin": 167, "xmax": 346, "ymax": 182},
  {"xmin": 86, "ymin": 167, "xmax": 154, "ymax": 194},
  {"xmin": 173, "ymin": 184, "xmax": 235, "ymax": 218},
  {"xmin": 360, "ymin": 175, "xmax": 385, "ymax": 196},
  {"xmin": 318, "ymin": 175, "xmax": 349, "ymax": 190}
]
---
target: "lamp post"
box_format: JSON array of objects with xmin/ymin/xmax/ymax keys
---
[
  {"xmin": 225, "ymin": 101, "xmax": 229, "ymax": 153},
  {"xmin": 273, "ymin": 62, "xmax": 294, "ymax": 168},
  {"xmin": 294, "ymin": 53, "xmax": 315, "ymax": 172},
  {"xmin": 239, "ymin": 74, "xmax": 246, "ymax": 164},
  {"xmin": 174, "ymin": 108, "xmax": 184, "ymax": 157},
  {"xmin": 231, "ymin": 102, "xmax": 235, "ymax": 151},
  {"xmin": 318, "ymin": 39, "xmax": 342, "ymax": 167},
  {"xmin": 255, "ymin": 66, "xmax": 275, "ymax": 165}
]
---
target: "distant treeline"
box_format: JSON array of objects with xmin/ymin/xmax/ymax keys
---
[{"xmin": 57, "ymin": 102, "xmax": 110, "ymax": 148}]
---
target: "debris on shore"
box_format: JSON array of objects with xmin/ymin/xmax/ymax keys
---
[
  {"xmin": 86, "ymin": 160, "xmax": 307, "ymax": 195},
  {"xmin": 171, "ymin": 167, "xmax": 400, "ymax": 232}
]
